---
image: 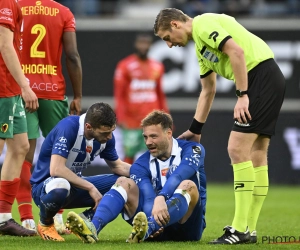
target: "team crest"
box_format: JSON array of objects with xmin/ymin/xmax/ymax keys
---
[
  {"xmin": 161, "ymin": 168, "xmax": 168, "ymax": 177},
  {"xmin": 86, "ymin": 145, "xmax": 92, "ymax": 153},
  {"xmin": 1, "ymin": 123, "xmax": 8, "ymax": 133}
]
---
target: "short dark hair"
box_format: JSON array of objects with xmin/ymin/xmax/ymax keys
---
[
  {"xmin": 154, "ymin": 8, "xmax": 189, "ymax": 35},
  {"xmin": 141, "ymin": 110, "xmax": 173, "ymax": 131},
  {"xmin": 85, "ymin": 102, "xmax": 116, "ymax": 128}
]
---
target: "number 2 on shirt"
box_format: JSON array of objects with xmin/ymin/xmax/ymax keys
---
[{"xmin": 30, "ymin": 24, "xmax": 46, "ymax": 58}]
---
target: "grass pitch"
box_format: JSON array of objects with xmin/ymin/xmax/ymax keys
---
[{"xmin": 0, "ymin": 183, "xmax": 299, "ymax": 249}]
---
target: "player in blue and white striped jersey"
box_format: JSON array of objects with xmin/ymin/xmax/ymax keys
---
[
  {"xmin": 30, "ymin": 102, "xmax": 130, "ymax": 241},
  {"xmin": 66, "ymin": 110, "xmax": 206, "ymax": 243}
]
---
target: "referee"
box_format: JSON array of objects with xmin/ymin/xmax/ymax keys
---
[{"xmin": 153, "ymin": 8, "xmax": 285, "ymax": 244}]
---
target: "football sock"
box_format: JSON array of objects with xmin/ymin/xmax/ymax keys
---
[
  {"xmin": 39, "ymin": 188, "xmax": 68, "ymax": 225},
  {"xmin": 16, "ymin": 161, "xmax": 33, "ymax": 221},
  {"xmin": 92, "ymin": 186, "xmax": 127, "ymax": 234},
  {"xmin": 0, "ymin": 178, "xmax": 20, "ymax": 222},
  {"xmin": 248, "ymin": 166, "xmax": 269, "ymax": 232},
  {"xmin": 231, "ymin": 161, "xmax": 255, "ymax": 232},
  {"xmin": 57, "ymin": 209, "xmax": 64, "ymax": 214},
  {"xmin": 145, "ymin": 192, "xmax": 189, "ymax": 239}
]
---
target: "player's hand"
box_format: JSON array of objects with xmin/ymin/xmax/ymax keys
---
[
  {"xmin": 149, "ymin": 227, "xmax": 164, "ymax": 238},
  {"xmin": 177, "ymin": 130, "xmax": 201, "ymax": 143},
  {"xmin": 69, "ymin": 97, "xmax": 82, "ymax": 115},
  {"xmin": 88, "ymin": 186, "xmax": 102, "ymax": 210},
  {"xmin": 151, "ymin": 196, "xmax": 169, "ymax": 226},
  {"xmin": 21, "ymin": 85, "xmax": 39, "ymax": 113},
  {"xmin": 234, "ymin": 95, "xmax": 251, "ymax": 124}
]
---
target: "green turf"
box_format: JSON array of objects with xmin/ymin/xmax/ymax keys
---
[{"xmin": 0, "ymin": 183, "xmax": 299, "ymax": 249}]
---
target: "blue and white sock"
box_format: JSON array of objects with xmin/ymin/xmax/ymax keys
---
[
  {"xmin": 40, "ymin": 188, "xmax": 68, "ymax": 225},
  {"xmin": 145, "ymin": 190, "xmax": 190, "ymax": 239},
  {"xmin": 92, "ymin": 186, "xmax": 127, "ymax": 234}
]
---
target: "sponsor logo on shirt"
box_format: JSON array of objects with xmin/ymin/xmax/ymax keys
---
[
  {"xmin": 71, "ymin": 148, "xmax": 85, "ymax": 154},
  {"xmin": 0, "ymin": 8, "xmax": 13, "ymax": 16},
  {"xmin": 185, "ymin": 156, "xmax": 200, "ymax": 167},
  {"xmin": 130, "ymin": 174, "xmax": 141, "ymax": 184},
  {"xmin": 192, "ymin": 146, "xmax": 201, "ymax": 154},
  {"xmin": 21, "ymin": 5, "xmax": 60, "ymax": 17},
  {"xmin": 72, "ymin": 162, "xmax": 88, "ymax": 167},
  {"xmin": 58, "ymin": 137, "xmax": 67, "ymax": 143},
  {"xmin": 203, "ymin": 49, "xmax": 219, "ymax": 63},
  {"xmin": 0, "ymin": 16, "xmax": 13, "ymax": 22},
  {"xmin": 22, "ymin": 64, "xmax": 57, "ymax": 75}
]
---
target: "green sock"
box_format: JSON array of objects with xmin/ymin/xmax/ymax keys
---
[
  {"xmin": 231, "ymin": 161, "xmax": 254, "ymax": 232},
  {"xmin": 247, "ymin": 166, "xmax": 269, "ymax": 233}
]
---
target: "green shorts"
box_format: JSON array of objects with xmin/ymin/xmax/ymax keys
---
[
  {"xmin": 0, "ymin": 95, "xmax": 27, "ymax": 139},
  {"xmin": 26, "ymin": 97, "xmax": 69, "ymax": 139},
  {"xmin": 121, "ymin": 128, "xmax": 147, "ymax": 158}
]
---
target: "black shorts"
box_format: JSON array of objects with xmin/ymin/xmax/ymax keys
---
[{"xmin": 232, "ymin": 59, "xmax": 286, "ymax": 136}]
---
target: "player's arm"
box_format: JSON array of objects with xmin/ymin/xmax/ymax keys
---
[
  {"xmin": 63, "ymin": 31, "xmax": 82, "ymax": 115},
  {"xmin": 195, "ymin": 72, "xmax": 217, "ymax": 125},
  {"xmin": 130, "ymin": 163, "xmax": 156, "ymax": 217},
  {"xmin": 178, "ymin": 72, "xmax": 216, "ymax": 142},
  {"xmin": 105, "ymin": 158, "xmax": 131, "ymax": 177},
  {"xmin": 50, "ymin": 154, "xmax": 101, "ymax": 209},
  {"xmin": 158, "ymin": 158, "xmax": 200, "ymax": 200},
  {"xmin": 152, "ymin": 145, "xmax": 203, "ymax": 226},
  {"xmin": 0, "ymin": 25, "xmax": 38, "ymax": 112},
  {"xmin": 222, "ymin": 38, "xmax": 251, "ymax": 124}
]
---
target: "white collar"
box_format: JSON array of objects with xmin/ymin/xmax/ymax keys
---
[
  {"xmin": 150, "ymin": 138, "xmax": 178, "ymax": 162},
  {"xmin": 78, "ymin": 113, "xmax": 86, "ymax": 136}
]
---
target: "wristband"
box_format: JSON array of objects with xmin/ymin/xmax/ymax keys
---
[{"xmin": 189, "ymin": 118, "xmax": 204, "ymax": 135}]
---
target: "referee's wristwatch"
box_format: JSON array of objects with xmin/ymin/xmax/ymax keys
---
[{"xmin": 235, "ymin": 89, "xmax": 248, "ymax": 97}]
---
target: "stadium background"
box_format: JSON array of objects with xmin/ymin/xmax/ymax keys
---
[{"xmin": 1, "ymin": 0, "xmax": 300, "ymax": 184}]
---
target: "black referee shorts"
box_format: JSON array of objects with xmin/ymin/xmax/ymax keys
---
[{"xmin": 232, "ymin": 58, "xmax": 286, "ymax": 136}]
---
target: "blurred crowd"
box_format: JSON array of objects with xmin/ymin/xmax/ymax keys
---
[{"xmin": 56, "ymin": 0, "xmax": 300, "ymax": 17}]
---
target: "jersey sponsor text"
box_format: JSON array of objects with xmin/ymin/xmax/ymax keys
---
[
  {"xmin": 21, "ymin": 6, "xmax": 59, "ymax": 17},
  {"xmin": 22, "ymin": 64, "xmax": 57, "ymax": 75},
  {"xmin": 31, "ymin": 82, "xmax": 58, "ymax": 92}
]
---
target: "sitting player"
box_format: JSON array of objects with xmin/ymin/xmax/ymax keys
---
[{"xmin": 66, "ymin": 110, "xmax": 207, "ymax": 243}]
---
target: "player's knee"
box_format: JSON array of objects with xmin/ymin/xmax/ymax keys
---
[
  {"xmin": 178, "ymin": 180, "xmax": 196, "ymax": 191},
  {"xmin": 228, "ymin": 144, "xmax": 245, "ymax": 162},
  {"xmin": 177, "ymin": 180, "xmax": 199, "ymax": 199},
  {"xmin": 15, "ymin": 140, "xmax": 30, "ymax": 156},
  {"xmin": 112, "ymin": 177, "xmax": 138, "ymax": 201},
  {"xmin": 115, "ymin": 177, "xmax": 137, "ymax": 191},
  {"xmin": 45, "ymin": 178, "xmax": 71, "ymax": 195}
]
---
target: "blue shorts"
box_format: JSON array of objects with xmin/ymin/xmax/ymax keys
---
[{"xmin": 31, "ymin": 174, "xmax": 119, "ymax": 209}]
